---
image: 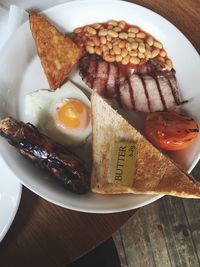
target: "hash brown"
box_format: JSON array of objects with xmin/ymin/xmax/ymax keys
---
[{"xmin": 29, "ymin": 11, "xmax": 82, "ymax": 89}]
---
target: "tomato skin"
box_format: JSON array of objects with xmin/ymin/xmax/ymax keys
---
[{"xmin": 145, "ymin": 111, "xmax": 199, "ymax": 151}]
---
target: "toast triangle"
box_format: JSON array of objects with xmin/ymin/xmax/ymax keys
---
[
  {"xmin": 29, "ymin": 11, "xmax": 82, "ymax": 89},
  {"xmin": 91, "ymin": 92, "xmax": 200, "ymax": 198}
]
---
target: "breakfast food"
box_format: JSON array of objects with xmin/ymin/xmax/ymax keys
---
[
  {"xmin": 29, "ymin": 11, "xmax": 82, "ymax": 89},
  {"xmin": 0, "ymin": 13, "xmax": 198, "ymax": 200},
  {"xmin": 145, "ymin": 111, "xmax": 199, "ymax": 151},
  {"xmin": 79, "ymin": 54, "xmax": 184, "ymax": 112},
  {"xmin": 73, "ymin": 20, "xmax": 185, "ymax": 112},
  {"xmin": 26, "ymin": 81, "xmax": 92, "ymax": 147},
  {"xmin": 91, "ymin": 93, "xmax": 200, "ymax": 197},
  {"xmin": 0, "ymin": 117, "xmax": 90, "ymax": 194},
  {"xmin": 73, "ymin": 20, "xmax": 171, "ymax": 68}
]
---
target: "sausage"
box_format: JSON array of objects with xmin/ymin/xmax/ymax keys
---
[{"xmin": 0, "ymin": 117, "xmax": 90, "ymax": 194}]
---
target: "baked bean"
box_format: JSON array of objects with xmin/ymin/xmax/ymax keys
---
[
  {"xmin": 135, "ymin": 38, "xmax": 143, "ymax": 43},
  {"xmin": 129, "ymin": 50, "xmax": 138, "ymax": 57},
  {"xmin": 158, "ymin": 56, "xmax": 165, "ymax": 62},
  {"xmin": 136, "ymin": 32, "xmax": 146, "ymax": 38},
  {"xmin": 113, "ymin": 45, "xmax": 121, "ymax": 55},
  {"xmin": 74, "ymin": 27, "xmax": 82, "ymax": 33},
  {"xmin": 122, "ymin": 55, "xmax": 130, "ymax": 65},
  {"xmin": 128, "ymin": 32, "xmax": 135, "ymax": 38},
  {"xmin": 108, "ymin": 30, "xmax": 118, "ymax": 38},
  {"xmin": 99, "ymin": 29, "xmax": 108, "ymax": 36},
  {"xmin": 108, "ymin": 20, "xmax": 118, "ymax": 26},
  {"xmin": 106, "ymin": 35, "xmax": 112, "ymax": 42},
  {"xmin": 126, "ymin": 43, "xmax": 132, "ymax": 52},
  {"xmin": 118, "ymin": 20, "xmax": 126, "ymax": 29},
  {"xmin": 101, "ymin": 44, "xmax": 109, "ymax": 53},
  {"xmin": 116, "ymin": 55, "xmax": 123, "ymax": 62},
  {"xmin": 86, "ymin": 26, "xmax": 96, "ymax": 35},
  {"xmin": 113, "ymin": 26, "xmax": 122, "ymax": 32},
  {"xmin": 95, "ymin": 47, "xmax": 102, "ymax": 56},
  {"xmin": 107, "ymin": 42, "xmax": 113, "ymax": 49},
  {"xmin": 160, "ymin": 50, "xmax": 167, "ymax": 57},
  {"xmin": 86, "ymin": 45, "xmax": 95, "ymax": 54},
  {"xmin": 138, "ymin": 52, "xmax": 145, "ymax": 59},
  {"xmin": 107, "ymin": 25, "xmax": 114, "ymax": 30},
  {"xmin": 147, "ymin": 36, "xmax": 154, "ymax": 46},
  {"xmin": 166, "ymin": 59, "xmax": 173, "ymax": 70},
  {"xmin": 128, "ymin": 27, "xmax": 139, "ymax": 33},
  {"xmin": 131, "ymin": 42, "xmax": 138, "ymax": 49},
  {"xmin": 119, "ymin": 41, "xmax": 126, "ymax": 48},
  {"xmin": 86, "ymin": 40, "xmax": 95, "ymax": 47},
  {"xmin": 100, "ymin": 36, "xmax": 107, "ymax": 44},
  {"xmin": 130, "ymin": 57, "xmax": 140, "ymax": 64},
  {"xmin": 104, "ymin": 54, "xmax": 115, "ymax": 62},
  {"xmin": 119, "ymin": 32, "xmax": 128, "ymax": 39},
  {"xmin": 127, "ymin": 37, "xmax": 135, "ymax": 43},
  {"xmin": 145, "ymin": 50, "xmax": 151, "ymax": 59},
  {"xmin": 145, "ymin": 43, "xmax": 152, "ymax": 51},
  {"xmin": 153, "ymin": 41, "xmax": 163, "ymax": 49},
  {"xmin": 93, "ymin": 23, "xmax": 101, "ymax": 29},
  {"xmin": 112, "ymin": 38, "xmax": 121, "ymax": 45},
  {"xmin": 151, "ymin": 48, "xmax": 160, "ymax": 58},
  {"xmin": 121, "ymin": 48, "xmax": 128, "ymax": 57},
  {"xmin": 138, "ymin": 43, "xmax": 146, "ymax": 53},
  {"xmin": 91, "ymin": 36, "xmax": 100, "ymax": 46}
]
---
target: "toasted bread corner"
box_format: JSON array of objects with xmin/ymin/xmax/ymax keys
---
[{"xmin": 91, "ymin": 92, "xmax": 200, "ymax": 198}]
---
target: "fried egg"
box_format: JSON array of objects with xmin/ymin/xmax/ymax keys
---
[{"xmin": 25, "ymin": 81, "xmax": 91, "ymax": 146}]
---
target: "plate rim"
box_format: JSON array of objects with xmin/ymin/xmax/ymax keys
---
[{"xmin": 0, "ymin": 159, "xmax": 22, "ymax": 242}]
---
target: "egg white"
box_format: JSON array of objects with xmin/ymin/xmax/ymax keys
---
[{"xmin": 25, "ymin": 81, "xmax": 92, "ymax": 147}]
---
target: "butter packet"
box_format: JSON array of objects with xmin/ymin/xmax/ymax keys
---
[{"xmin": 108, "ymin": 142, "xmax": 137, "ymax": 187}]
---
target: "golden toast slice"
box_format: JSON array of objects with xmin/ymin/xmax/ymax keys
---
[
  {"xmin": 29, "ymin": 11, "xmax": 82, "ymax": 89},
  {"xmin": 91, "ymin": 92, "xmax": 200, "ymax": 198}
]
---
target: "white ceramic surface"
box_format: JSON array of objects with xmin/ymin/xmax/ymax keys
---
[
  {"xmin": 0, "ymin": 4, "xmax": 22, "ymax": 244},
  {"xmin": 0, "ymin": 0, "xmax": 200, "ymax": 213},
  {"xmin": 0, "ymin": 156, "xmax": 22, "ymax": 242}
]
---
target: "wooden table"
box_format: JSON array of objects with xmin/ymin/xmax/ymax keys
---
[
  {"xmin": 0, "ymin": 0, "xmax": 199, "ymax": 266},
  {"xmin": 0, "ymin": 187, "xmax": 134, "ymax": 266}
]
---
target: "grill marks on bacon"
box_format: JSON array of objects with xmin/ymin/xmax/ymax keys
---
[
  {"xmin": 157, "ymin": 75, "xmax": 176, "ymax": 110},
  {"xmin": 93, "ymin": 61, "xmax": 108, "ymax": 95},
  {"xmin": 129, "ymin": 75, "xmax": 148, "ymax": 112},
  {"xmin": 82, "ymin": 56, "xmax": 97, "ymax": 88},
  {"xmin": 119, "ymin": 79, "xmax": 133, "ymax": 110},
  {"xmin": 143, "ymin": 75, "xmax": 164, "ymax": 112},
  {"xmin": 168, "ymin": 74, "xmax": 183, "ymax": 105},
  {"xmin": 79, "ymin": 55, "xmax": 183, "ymax": 112},
  {"xmin": 107, "ymin": 63, "xmax": 118, "ymax": 98}
]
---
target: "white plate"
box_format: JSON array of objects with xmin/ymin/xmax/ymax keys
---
[
  {"xmin": 0, "ymin": 156, "xmax": 22, "ymax": 242},
  {"xmin": 0, "ymin": 0, "xmax": 200, "ymax": 213}
]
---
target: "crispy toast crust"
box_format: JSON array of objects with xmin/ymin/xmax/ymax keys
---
[
  {"xmin": 91, "ymin": 93, "xmax": 200, "ymax": 198},
  {"xmin": 29, "ymin": 11, "xmax": 82, "ymax": 89}
]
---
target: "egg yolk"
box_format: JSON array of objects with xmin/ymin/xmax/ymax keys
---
[{"xmin": 56, "ymin": 99, "xmax": 90, "ymax": 132}]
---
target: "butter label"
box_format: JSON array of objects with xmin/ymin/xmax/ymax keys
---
[{"xmin": 108, "ymin": 142, "xmax": 137, "ymax": 187}]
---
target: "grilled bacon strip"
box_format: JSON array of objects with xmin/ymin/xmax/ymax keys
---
[
  {"xmin": 0, "ymin": 117, "xmax": 90, "ymax": 194},
  {"xmin": 79, "ymin": 54, "xmax": 185, "ymax": 112}
]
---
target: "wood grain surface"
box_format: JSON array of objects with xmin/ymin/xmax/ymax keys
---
[
  {"xmin": 0, "ymin": 1, "xmax": 199, "ymax": 266},
  {"xmin": 0, "ymin": 187, "xmax": 134, "ymax": 266},
  {"xmin": 127, "ymin": 0, "xmax": 200, "ymax": 53},
  {"xmin": 113, "ymin": 162, "xmax": 200, "ymax": 267}
]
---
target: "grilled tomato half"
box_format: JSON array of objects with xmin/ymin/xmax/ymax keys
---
[{"xmin": 145, "ymin": 111, "xmax": 199, "ymax": 151}]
